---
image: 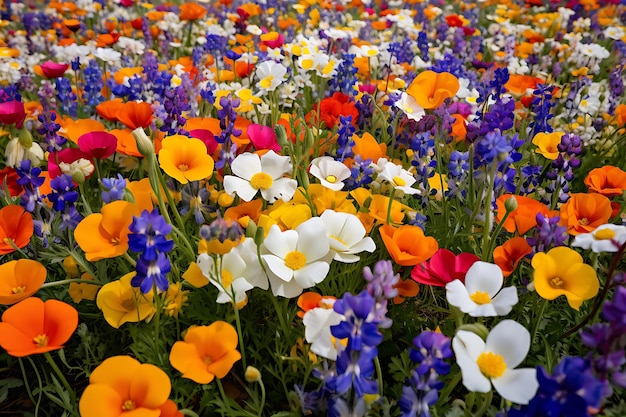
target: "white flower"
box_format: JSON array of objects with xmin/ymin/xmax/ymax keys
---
[
  {"xmin": 234, "ymin": 238, "xmax": 268, "ymax": 290},
  {"xmin": 446, "ymin": 262, "xmax": 518, "ymax": 317},
  {"xmin": 572, "ymin": 224, "xmax": 626, "ymax": 253},
  {"xmin": 59, "ymin": 158, "xmax": 95, "ymax": 180},
  {"xmin": 224, "ymin": 150, "xmax": 297, "ymax": 203},
  {"xmin": 261, "ymin": 217, "xmax": 331, "ymax": 298},
  {"xmin": 309, "ymin": 156, "xmax": 351, "ymax": 191},
  {"xmin": 376, "ymin": 160, "xmax": 420, "ymax": 195},
  {"xmin": 195, "ymin": 251, "xmax": 254, "ymax": 307},
  {"xmin": 93, "ymin": 47, "xmax": 122, "ymax": 65},
  {"xmin": 394, "ymin": 92, "xmax": 425, "ymax": 122},
  {"xmin": 320, "ymin": 210, "xmax": 375, "ymax": 263},
  {"xmin": 603, "ymin": 26, "xmax": 625, "ymax": 40},
  {"xmin": 255, "ymin": 60, "xmax": 287, "ymax": 92},
  {"xmin": 5, "ymin": 137, "xmax": 44, "ymax": 168},
  {"xmin": 452, "ymin": 320, "xmax": 539, "ymax": 404},
  {"xmin": 303, "ymin": 297, "xmax": 344, "ymax": 360}
]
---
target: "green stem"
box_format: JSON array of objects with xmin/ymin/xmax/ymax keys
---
[
  {"xmin": 386, "ymin": 187, "xmax": 397, "ymax": 225},
  {"xmin": 480, "ymin": 161, "xmax": 499, "ymax": 261},
  {"xmin": 41, "ymin": 278, "xmax": 102, "ymax": 288},
  {"xmin": 473, "ymin": 390, "xmax": 493, "ymax": 417},
  {"xmin": 438, "ymin": 371, "xmax": 461, "ymax": 407},
  {"xmin": 180, "ymin": 410, "xmax": 201, "ymax": 417},
  {"xmin": 123, "ymin": 252, "xmax": 137, "ymax": 267},
  {"xmin": 269, "ymin": 294, "xmax": 291, "ymax": 339},
  {"xmin": 233, "ymin": 298, "xmax": 247, "ymax": 371},
  {"xmin": 483, "ymin": 209, "xmax": 512, "ymax": 263},
  {"xmin": 530, "ymin": 298, "xmax": 549, "ymax": 345},
  {"xmin": 43, "ymin": 352, "xmax": 77, "ymax": 416},
  {"xmin": 374, "ymin": 356, "xmax": 384, "ymax": 396},
  {"xmin": 257, "ymin": 378, "xmax": 266, "ymax": 417}
]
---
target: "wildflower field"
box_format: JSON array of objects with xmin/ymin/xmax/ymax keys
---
[{"xmin": 1, "ymin": 0, "xmax": 626, "ymax": 415}]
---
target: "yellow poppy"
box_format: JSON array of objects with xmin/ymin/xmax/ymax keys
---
[
  {"xmin": 532, "ymin": 132, "xmax": 564, "ymax": 160},
  {"xmin": 158, "ymin": 135, "xmax": 214, "ymax": 184},
  {"xmin": 531, "ymin": 247, "xmax": 599, "ymax": 310},
  {"xmin": 96, "ymin": 273, "xmax": 156, "ymax": 328}
]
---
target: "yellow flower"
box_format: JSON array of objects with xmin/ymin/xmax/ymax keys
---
[
  {"xmin": 163, "ymin": 282, "xmax": 189, "ymax": 317},
  {"xmin": 158, "ymin": 135, "xmax": 214, "ymax": 184},
  {"xmin": 68, "ymin": 273, "xmax": 100, "ymax": 303},
  {"xmin": 532, "ymin": 132, "xmax": 564, "ymax": 160},
  {"xmin": 96, "ymin": 273, "xmax": 156, "ymax": 328},
  {"xmin": 531, "ymin": 247, "xmax": 599, "ymax": 310}
]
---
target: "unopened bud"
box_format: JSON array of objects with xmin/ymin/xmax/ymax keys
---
[
  {"xmin": 457, "ymin": 323, "xmax": 489, "ymax": 341},
  {"xmin": 244, "ymin": 366, "xmax": 261, "ymax": 382},
  {"xmin": 18, "ymin": 127, "xmax": 34, "ymax": 148},
  {"xmin": 132, "ymin": 127, "xmax": 155, "ymax": 158},
  {"xmin": 504, "ymin": 196, "xmax": 518, "ymax": 212},
  {"xmin": 274, "ymin": 124, "xmax": 289, "ymax": 148}
]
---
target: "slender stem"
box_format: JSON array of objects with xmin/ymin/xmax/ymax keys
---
[
  {"xmin": 216, "ymin": 378, "xmax": 232, "ymax": 413},
  {"xmin": 374, "ymin": 356, "xmax": 384, "ymax": 395},
  {"xmin": 257, "ymin": 378, "xmax": 266, "ymax": 417},
  {"xmin": 41, "ymin": 278, "xmax": 102, "ymax": 288},
  {"xmin": 473, "ymin": 390, "xmax": 493, "ymax": 417},
  {"xmin": 386, "ymin": 187, "xmax": 396, "ymax": 225},
  {"xmin": 483, "ymin": 209, "xmax": 512, "ymax": 263},
  {"xmin": 530, "ymin": 298, "xmax": 549, "ymax": 345},
  {"xmin": 480, "ymin": 161, "xmax": 499, "ymax": 261},
  {"xmin": 180, "ymin": 410, "xmax": 201, "ymax": 417},
  {"xmin": 123, "ymin": 251, "xmax": 137, "ymax": 267},
  {"xmin": 233, "ymin": 297, "xmax": 247, "ymax": 370},
  {"xmin": 44, "ymin": 351, "xmax": 77, "ymax": 415}
]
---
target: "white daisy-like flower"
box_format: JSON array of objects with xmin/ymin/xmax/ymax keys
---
[
  {"xmin": 234, "ymin": 237, "xmax": 268, "ymax": 290},
  {"xmin": 303, "ymin": 297, "xmax": 345, "ymax": 360},
  {"xmin": 195, "ymin": 251, "xmax": 254, "ymax": 307},
  {"xmin": 394, "ymin": 92, "xmax": 426, "ymax": 122},
  {"xmin": 255, "ymin": 60, "xmax": 287, "ymax": 92},
  {"xmin": 261, "ymin": 217, "xmax": 331, "ymax": 298},
  {"xmin": 452, "ymin": 320, "xmax": 538, "ymax": 405},
  {"xmin": 376, "ymin": 160, "xmax": 421, "ymax": 195},
  {"xmin": 572, "ymin": 224, "xmax": 626, "ymax": 253},
  {"xmin": 320, "ymin": 210, "xmax": 376, "ymax": 263},
  {"xmin": 224, "ymin": 150, "xmax": 297, "ymax": 203},
  {"xmin": 93, "ymin": 47, "xmax": 122, "ymax": 65},
  {"xmin": 309, "ymin": 156, "xmax": 351, "ymax": 191},
  {"xmin": 5, "ymin": 137, "xmax": 44, "ymax": 168},
  {"xmin": 445, "ymin": 261, "xmax": 518, "ymax": 317}
]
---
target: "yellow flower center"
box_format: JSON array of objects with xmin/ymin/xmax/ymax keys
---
[
  {"xmin": 594, "ymin": 229, "xmax": 615, "ymax": 240},
  {"xmin": 121, "ymin": 400, "xmax": 136, "ymax": 411},
  {"xmin": 250, "ymin": 172, "xmax": 273, "ymax": 190},
  {"xmin": 3, "ymin": 237, "xmax": 13, "ymax": 245},
  {"xmin": 476, "ymin": 352, "xmax": 506, "ymax": 378},
  {"xmin": 120, "ymin": 295, "xmax": 137, "ymax": 311},
  {"xmin": 329, "ymin": 234, "xmax": 346, "ymax": 245},
  {"xmin": 470, "ymin": 290, "xmax": 491, "ymax": 305},
  {"xmin": 111, "ymin": 237, "xmax": 120, "ymax": 245},
  {"xmin": 33, "ymin": 334, "xmax": 48, "ymax": 348},
  {"xmin": 550, "ymin": 276, "xmax": 565, "ymax": 289},
  {"xmin": 325, "ymin": 175, "xmax": 337, "ymax": 183},
  {"xmin": 284, "ymin": 251, "xmax": 307, "ymax": 270},
  {"xmin": 178, "ymin": 163, "xmax": 189, "ymax": 171},
  {"xmin": 393, "ymin": 176, "xmax": 406, "ymax": 187},
  {"xmin": 260, "ymin": 75, "xmax": 274, "ymax": 89},
  {"xmin": 579, "ymin": 218, "xmax": 589, "ymax": 226},
  {"xmin": 12, "ymin": 286, "xmax": 26, "ymax": 294},
  {"xmin": 203, "ymin": 355, "xmax": 213, "ymax": 366},
  {"xmin": 221, "ymin": 269, "xmax": 233, "ymax": 288}
]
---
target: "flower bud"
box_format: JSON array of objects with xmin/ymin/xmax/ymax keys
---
[
  {"xmin": 244, "ymin": 366, "xmax": 261, "ymax": 382},
  {"xmin": 504, "ymin": 196, "xmax": 518, "ymax": 212},
  {"xmin": 18, "ymin": 127, "xmax": 34, "ymax": 148},
  {"xmin": 132, "ymin": 127, "xmax": 155, "ymax": 158}
]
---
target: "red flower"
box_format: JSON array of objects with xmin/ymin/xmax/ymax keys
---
[
  {"xmin": 78, "ymin": 131, "xmax": 118, "ymax": 159},
  {"xmin": 411, "ymin": 248, "xmax": 479, "ymax": 287},
  {"xmin": 39, "ymin": 61, "xmax": 69, "ymax": 78},
  {"xmin": 307, "ymin": 92, "xmax": 358, "ymax": 129},
  {"xmin": 0, "ymin": 167, "xmax": 21, "ymax": 196},
  {"xmin": 47, "ymin": 148, "xmax": 93, "ymax": 179},
  {"xmin": 0, "ymin": 101, "xmax": 26, "ymax": 128}
]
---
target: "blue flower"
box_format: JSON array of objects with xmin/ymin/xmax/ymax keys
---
[
  {"xmin": 132, "ymin": 252, "xmax": 171, "ymax": 293},
  {"xmin": 128, "ymin": 209, "xmax": 174, "ymax": 261}
]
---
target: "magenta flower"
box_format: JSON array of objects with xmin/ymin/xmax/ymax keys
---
[
  {"xmin": 410, "ymin": 248, "xmax": 480, "ymax": 287},
  {"xmin": 0, "ymin": 101, "xmax": 26, "ymax": 129},
  {"xmin": 39, "ymin": 61, "xmax": 69, "ymax": 78},
  {"xmin": 247, "ymin": 124, "xmax": 281, "ymax": 152},
  {"xmin": 78, "ymin": 131, "xmax": 117, "ymax": 159},
  {"xmin": 189, "ymin": 129, "xmax": 218, "ymax": 153}
]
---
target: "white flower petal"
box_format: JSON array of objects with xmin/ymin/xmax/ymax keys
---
[
  {"xmin": 490, "ymin": 286, "xmax": 518, "ymax": 316},
  {"xmin": 296, "ymin": 218, "xmax": 330, "ymax": 261},
  {"xmin": 452, "ymin": 330, "xmax": 491, "ymax": 393},
  {"xmin": 236, "ymin": 239, "xmax": 268, "ymax": 290},
  {"xmin": 260, "ymin": 150, "xmax": 292, "ymax": 179},
  {"xmin": 263, "ymin": 226, "xmax": 297, "ymax": 258},
  {"xmin": 492, "ymin": 368, "xmax": 538, "ymax": 405},
  {"xmin": 262, "ymin": 254, "xmax": 294, "ymax": 282},
  {"xmin": 223, "ymin": 176, "xmax": 258, "ymax": 202},
  {"xmin": 465, "ymin": 262, "xmax": 504, "ymax": 297},
  {"xmin": 231, "ymin": 152, "xmax": 262, "ymax": 180},
  {"xmin": 267, "ymin": 271, "xmax": 304, "ymax": 298},
  {"xmin": 293, "ymin": 261, "xmax": 330, "ymax": 288},
  {"xmin": 261, "ymin": 177, "xmax": 297, "ymax": 202},
  {"xmin": 446, "ymin": 280, "xmax": 476, "ymax": 313},
  {"xmin": 486, "ymin": 320, "xmax": 530, "ymax": 369}
]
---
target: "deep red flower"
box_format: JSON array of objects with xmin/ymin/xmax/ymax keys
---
[
  {"xmin": 39, "ymin": 61, "xmax": 69, "ymax": 78},
  {"xmin": 411, "ymin": 248, "xmax": 480, "ymax": 287},
  {"xmin": 188, "ymin": 129, "xmax": 219, "ymax": 154},
  {"xmin": 306, "ymin": 92, "xmax": 358, "ymax": 129}
]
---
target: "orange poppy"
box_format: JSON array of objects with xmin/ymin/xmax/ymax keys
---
[
  {"xmin": 532, "ymin": 132, "xmax": 563, "ymax": 160},
  {"xmin": 392, "ymin": 279, "xmax": 420, "ymax": 304},
  {"xmin": 74, "ymin": 201, "xmax": 142, "ymax": 261},
  {"xmin": 504, "ymin": 74, "xmax": 545, "ymax": 96},
  {"xmin": 297, "ymin": 292, "xmax": 324, "ymax": 318},
  {"xmin": 116, "ymin": 101, "xmax": 154, "ymax": 130},
  {"xmin": 0, "ymin": 260, "xmax": 47, "ymax": 305},
  {"xmin": 379, "ymin": 224, "xmax": 439, "ymax": 266},
  {"xmin": 406, "ymin": 70, "xmax": 459, "ymax": 109},
  {"xmin": 559, "ymin": 193, "xmax": 613, "ymax": 236},
  {"xmin": 57, "ymin": 116, "xmax": 106, "ymax": 143},
  {"xmin": 493, "ymin": 237, "xmax": 532, "ymax": 277},
  {"xmin": 0, "ymin": 205, "xmax": 34, "ymax": 255},
  {"xmin": 350, "ymin": 188, "xmax": 406, "ymax": 232},
  {"xmin": 584, "ymin": 165, "xmax": 626, "ymax": 197},
  {"xmin": 350, "ymin": 132, "xmax": 387, "ymax": 162},
  {"xmin": 0, "ymin": 297, "xmax": 78, "ymax": 357},
  {"xmin": 95, "ymin": 98, "xmax": 124, "ymax": 121},
  {"xmin": 79, "ymin": 355, "xmax": 171, "ymax": 417},
  {"xmin": 169, "ymin": 321, "xmax": 241, "ymax": 384},
  {"xmin": 224, "ymin": 199, "xmax": 263, "ymax": 228},
  {"xmin": 495, "ymin": 194, "xmax": 550, "ymax": 235},
  {"xmin": 179, "ymin": 2, "xmax": 207, "ymax": 21}
]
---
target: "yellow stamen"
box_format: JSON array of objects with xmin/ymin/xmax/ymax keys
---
[
  {"xmin": 393, "ymin": 176, "xmax": 406, "ymax": 187},
  {"xmin": 284, "ymin": 251, "xmax": 307, "ymax": 270},
  {"xmin": 250, "ymin": 172, "xmax": 273, "ymax": 190},
  {"xmin": 221, "ymin": 270, "xmax": 233, "ymax": 288},
  {"xmin": 594, "ymin": 229, "xmax": 615, "ymax": 240},
  {"xmin": 33, "ymin": 334, "xmax": 48, "ymax": 348},
  {"xmin": 579, "ymin": 218, "xmax": 589, "ymax": 226},
  {"xmin": 325, "ymin": 175, "xmax": 337, "ymax": 183},
  {"xmin": 470, "ymin": 291, "xmax": 491, "ymax": 305},
  {"xmin": 476, "ymin": 352, "xmax": 506, "ymax": 378},
  {"xmin": 550, "ymin": 276, "xmax": 564, "ymax": 289},
  {"xmin": 12, "ymin": 286, "xmax": 26, "ymax": 294},
  {"xmin": 178, "ymin": 163, "xmax": 189, "ymax": 171},
  {"xmin": 121, "ymin": 400, "xmax": 136, "ymax": 411}
]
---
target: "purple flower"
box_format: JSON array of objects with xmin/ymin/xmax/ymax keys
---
[
  {"xmin": 332, "ymin": 291, "xmax": 383, "ymax": 351},
  {"xmin": 331, "ymin": 346, "xmax": 379, "ymax": 396},
  {"xmin": 101, "ymin": 174, "xmax": 126, "ymax": 204},
  {"xmin": 128, "ymin": 209, "xmax": 174, "ymax": 261},
  {"xmin": 132, "ymin": 252, "xmax": 171, "ymax": 293}
]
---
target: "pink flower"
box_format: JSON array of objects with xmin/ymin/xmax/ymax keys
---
[
  {"xmin": 411, "ymin": 248, "xmax": 480, "ymax": 287},
  {"xmin": 78, "ymin": 131, "xmax": 117, "ymax": 159},
  {"xmin": 39, "ymin": 61, "xmax": 69, "ymax": 78},
  {"xmin": 0, "ymin": 101, "xmax": 26, "ymax": 129},
  {"xmin": 48, "ymin": 148, "xmax": 93, "ymax": 179},
  {"xmin": 189, "ymin": 129, "xmax": 218, "ymax": 154},
  {"xmin": 247, "ymin": 124, "xmax": 281, "ymax": 152}
]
